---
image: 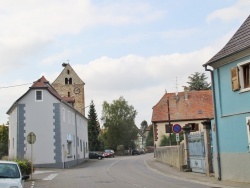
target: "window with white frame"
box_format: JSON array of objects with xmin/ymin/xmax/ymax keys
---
[
  {"xmin": 73, "ymin": 135, "xmax": 75, "ymax": 147},
  {"xmin": 80, "ymin": 139, "xmax": 82, "ymax": 151},
  {"xmin": 62, "ymin": 108, "xmax": 65, "ymax": 122},
  {"xmin": 68, "ymin": 111, "xmax": 70, "ymax": 124},
  {"xmin": 67, "ymin": 141, "xmax": 72, "ymax": 157},
  {"xmin": 232, "ymin": 61, "xmax": 250, "ymax": 91},
  {"xmin": 72, "ymin": 112, "xmax": 74, "ymax": 125},
  {"xmin": 35, "ymin": 90, "xmax": 43, "ymax": 101}
]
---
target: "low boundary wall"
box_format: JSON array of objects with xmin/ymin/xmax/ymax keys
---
[{"xmin": 155, "ymin": 143, "xmax": 185, "ymax": 170}]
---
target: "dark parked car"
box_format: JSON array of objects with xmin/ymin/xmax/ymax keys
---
[
  {"xmin": 89, "ymin": 152, "xmax": 104, "ymax": 160},
  {"xmin": 102, "ymin": 149, "xmax": 115, "ymax": 158},
  {"xmin": 132, "ymin": 149, "xmax": 140, "ymax": 155}
]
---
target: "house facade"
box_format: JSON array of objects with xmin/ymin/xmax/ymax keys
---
[
  {"xmin": 134, "ymin": 131, "xmax": 145, "ymax": 150},
  {"xmin": 151, "ymin": 90, "xmax": 213, "ymax": 147},
  {"xmin": 203, "ymin": 15, "xmax": 250, "ymax": 183},
  {"xmin": 7, "ymin": 76, "xmax": 88, "ymax": 168}
]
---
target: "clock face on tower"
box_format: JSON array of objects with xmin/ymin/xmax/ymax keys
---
[{"xmin": 74, "ymin": 87, "xmax": 80, "ymax": 94}]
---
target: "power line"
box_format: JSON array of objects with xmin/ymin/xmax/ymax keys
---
[{"xmin": 0, "ymin": 83, "xmax": 32, "ymax": 89}]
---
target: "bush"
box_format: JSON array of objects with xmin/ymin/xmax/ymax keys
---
[
  {"xmin": 1, "ymin": 157, "xmax": 33, "ymax": 176},
  {"xmin": 12, "ymin": 159, "xmax": 33, "ymax": 175}
]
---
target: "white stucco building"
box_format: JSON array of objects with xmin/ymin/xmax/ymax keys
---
[{"xmin": 7, "ymin": 76, "xmax": 88, "ymax": 168}]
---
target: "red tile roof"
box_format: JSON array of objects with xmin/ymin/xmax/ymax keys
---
[
  {"xmin": 31, "ymin": 76, "xmax": 75, "ymax": 103},
  {"xmin": 30, "ymin": 76, "xmax": 63, "ymax": 100},
  {"xmin": 151, "ymin": 90, "xmax": 214, "ymax": 122}
]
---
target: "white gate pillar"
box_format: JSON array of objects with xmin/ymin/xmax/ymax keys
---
[{"xmin": 202, "ymin": 119, "xmax": 213, "ymax": 176}]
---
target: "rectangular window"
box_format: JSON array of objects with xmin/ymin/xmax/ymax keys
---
[
  {"xmin": 165, "ymin": 124, "xmax": 173, "ymax": 133},
  {"xmin": 236, "ymin": 61, "xmax": 250, "ymax": 91},
  {"xmin": 72, "ymin": 113, "xmax": 74, "ymax": 125},
  {"xmin": 80, "ymin": 139, "xmax": 82, "ymax": 151},
  {"xmin": 67, "ymin": 142, "xmax": 72, "ymax": 157},
  {"xmin": 243, "ymin": 63, "xmax": 250, "ymax": 88},
  {"xmin": 35, "ymin": 90, "xmax": 43, "ymax": 101},
  {"xmin": 62, "ymin": 108, "xmax": 65, "ymax": 122},
  {"xmin": 68, "ymin": 111, "xmax": 70, "ymax": 124},
  {"xmin": 186, "ymin": 123, "xmax": 199, "ymax": 131}
]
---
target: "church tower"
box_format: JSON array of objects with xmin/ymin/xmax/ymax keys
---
[{"xmin": 52, "ymin": 63, "xmax": 86, "ymax": 115}]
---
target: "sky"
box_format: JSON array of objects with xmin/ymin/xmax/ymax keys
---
[{"xmin": 0, "ymin": 0, "xmax": 249, "ymax": 127}]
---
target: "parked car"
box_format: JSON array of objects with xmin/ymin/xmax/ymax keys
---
[
  {"xmin": 102, "ymin": 149, "xmax": 115, "ymax": 158},
  {"xmin": 0, "ymin": 160, "xmax": 30, "ymax": 188},
  {"xmin": 89, "ymin": 152, "xmax": 104, "ymax": 160},
  {"xmin": 132, "ymin": 149, "xmax": 140, "ymax": 155},
  {"xmin": 139, "ymin": 149, "xmax": 145, "ymax": 154}
]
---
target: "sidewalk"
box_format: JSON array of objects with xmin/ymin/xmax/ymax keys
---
[{"xmin": 145, "ymin": 157, "xmax": 250, "ymax": 188}]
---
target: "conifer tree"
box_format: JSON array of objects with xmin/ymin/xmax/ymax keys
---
[
  {"xmin": 87, "ymin": 100, "xmax": 101, "ymax": 151},
  {"xmin": 187, "ymin": 72, "xmax": 211, "ymax": 91}
]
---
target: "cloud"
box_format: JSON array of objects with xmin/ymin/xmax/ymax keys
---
[
  {"xmin": 72, "ymin": 47, "xmax": 215, "ymax": 126},
  {"xmin": 0, "ymin": 0, "xmax": 165, "ymax": 74},
  {"xmin": 206, "ymin": 0, "xmax": 250, "ymax": 23},
  {"xmin": 92, "ymin": 1, "xmax": 165, "ymax": 25}
]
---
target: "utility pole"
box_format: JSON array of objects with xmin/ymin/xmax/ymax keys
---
[{"xmin": 167, "ymin": 97, "xmax": 171, "ymax": 146}]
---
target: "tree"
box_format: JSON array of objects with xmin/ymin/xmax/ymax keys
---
[
  {"xmin": 140, "ymin": 120, "xmax": 148, "ymax": 133},
  {"xmin": 187, "ymin": 72, "xmax": 211, "ymax": 91},
  {"xmin": 146, "ymin": 125, "xmax": 154, "ymax": 146},
  {"xmin": 0, "ymin": 124, "xmax": 8, "ymax": 159},
  {"xmin": 101, "ymin": 96, "xmax": 138, "ymax": 150},
  {"xmin": 87, "ymin": 100, "xmax": 101, "ymax": 151}
]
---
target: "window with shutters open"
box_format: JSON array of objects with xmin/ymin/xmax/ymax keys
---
[
  {"xmin": 236, "ymin": 60, "xmax": 250, "ymax": 92},
  {"xmin": 186, "ymin": 123, "xmax": 199, "ymax": 132}
]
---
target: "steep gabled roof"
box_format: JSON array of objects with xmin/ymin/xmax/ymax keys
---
[
  {"xmin": 151, "ymin": 90, "xmax": 213, "ymax": 123},
  {"xmin": 6, "ymin": 76, "xmax": 75, "ymax": 114},
  {"xmin": 205, "ymin": 15, "xmax": 250, "ymax": 67},
  {"xmin": 30, "ymin": 76, "xmax": 63, "ymax": 100},
  {"xmin": 52, "ymin": 63, "xmax": 85, "ymax": 85}
]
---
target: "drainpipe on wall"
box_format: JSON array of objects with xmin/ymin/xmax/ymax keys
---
[
  {"xmin": 204, "ymin": 65, "xmax": 222, "ymax": 181},
  {"xmin": 75, "ymin": 113, "xmax": 78, "ymax": 165}
]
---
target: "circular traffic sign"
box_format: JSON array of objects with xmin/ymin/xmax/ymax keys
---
[{"xmin": 172, "ymin": 124, "xmax": 182, "ymax": 133}]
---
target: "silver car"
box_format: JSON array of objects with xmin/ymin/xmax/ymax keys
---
[{"xmin": 0, "ymin": 160, "xmax": 29, "ymax": 188}]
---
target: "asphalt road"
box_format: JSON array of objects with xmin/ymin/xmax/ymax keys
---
[{"xmin": 24, "ymin": 153, "xmax": 214, "ymax": 188}]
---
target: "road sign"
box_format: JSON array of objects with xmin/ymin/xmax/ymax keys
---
[
  {"xmin": 27, "ymin": 132, "xmax": 36, "ymax": 144},
  {"xmin": 176, "ymin": 133, "xmax": 180, "ymax": 142},
  {"xmin": 172, "ymin": 124, "xmax": 182, "ymax": 133}
]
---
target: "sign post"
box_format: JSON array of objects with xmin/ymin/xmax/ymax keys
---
[
  {"xmin": 27, "ymin": 132, "xmax": 36, "ymax": 180},
  {"xmin": 172, "ymin": 124, "xmax": 182, "ymax": 145}
]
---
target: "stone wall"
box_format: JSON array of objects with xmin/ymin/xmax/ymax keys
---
[{"xmin": 155, "ymin": 143, "xmax": 185, "ymax": 170}]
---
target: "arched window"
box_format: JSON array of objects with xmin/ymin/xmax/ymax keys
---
[
  {"xmin": 65, "ymin": 78, "xmax": 68, "ymax": 84},
  {"xmin": 69, "ymin": 78, "xmax": 72, "ymax": 84},
  {"xmin": 67, "ymin": 70, "xmax": 70, "ymax": 74}
]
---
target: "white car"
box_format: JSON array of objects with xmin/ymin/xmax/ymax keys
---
[{"xmin": 0, "ymin": 160, "xmax": 29, "ymax": 188}]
